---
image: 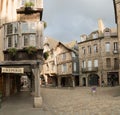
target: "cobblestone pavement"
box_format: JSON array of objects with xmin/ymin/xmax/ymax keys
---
[
  {"xmin": 0, "ymin": 91, "xmax": 53, "ymax": 115},
  {"xmin": 0, "ymin": 86, "xmax": 120, "ymax": 115},
  {"xmin": 41, "ymin": 86, "xmax": 120, "ymax": 115}
]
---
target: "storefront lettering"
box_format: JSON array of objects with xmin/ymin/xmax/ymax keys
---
[{"xmin": 2, "ymin": 67, "xmax": 24, "ymax": 73}]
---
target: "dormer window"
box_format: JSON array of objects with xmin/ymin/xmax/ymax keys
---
[
  {"xmin": 104, "ymin": 28, "xmax": 111, "ymax": 37},
  {"xmin": 80, "ymin": 35, "xmax": 87, "ymax": 42},
  {"xmin": 92, "ymin": 33, "xmax": 98, "ymax": 39}
]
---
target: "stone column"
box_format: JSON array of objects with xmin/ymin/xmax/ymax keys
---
[
  {"xmin": 32, "ymin": 63, "xmax": 42, "ymax": 108},
  {"xmin": 86, "ymin": 77, "xmax": 88, "ymax": 87},
  {"xmin": 58, "ymin": 76, "xmax": 61, "ymax": 87},
  {"xmin": 119, "ymin": 71, "xmax": 120, "ymax": 85},
  {"xmin": 6, "ymin": 76, "xmax": 10, "ymax": 96},
  {"xmin": 31, "ymin": 75, "xmax": 35, "ymax": 93},
  {"xmin": 72, "ymin": 76, "xmax": 75, "ymax": 87}
]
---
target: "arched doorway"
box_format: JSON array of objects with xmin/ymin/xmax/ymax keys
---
[
  {"xmin": 82, "ymin": 78, "xmax": 86, "ymax": 86},
  {"xmin": 107, "ymin": 72, "xmax": 119, "ymax": 86},
  {"xmin": 88, "ymin": 74, "xmax": 99, "ymax": 86}
]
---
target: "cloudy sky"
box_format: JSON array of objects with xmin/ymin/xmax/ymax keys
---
[{"xmin": 43, "ymin": 0, "xmax": 116, "ymax": 43}]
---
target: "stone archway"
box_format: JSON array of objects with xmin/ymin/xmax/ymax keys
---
[{"xmin": 88, "ymin": 74, "xmax": 99, "ymax": 86}]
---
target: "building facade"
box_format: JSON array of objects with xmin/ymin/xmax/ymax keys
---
[
  {"xmin": 42, "ymin": 38, "xmax": 79, "ymax": 87},
  {"xmin": 56, "ymin": 42, "xmax": 79, "ymax": 87},
  {"xmin": 78, "ymin": 27, "xmax": 119, "ymax": 87},
  {"xmin": 42, "ymin": 37, "xmax": 58, "ymax": 86},
  {"xmin": 113, "ymin": 0, "xmax": 120, "ymax": 86},
  {"xmin": 0, "ymin": 0, "xmax": 44, "ymax": 107}
]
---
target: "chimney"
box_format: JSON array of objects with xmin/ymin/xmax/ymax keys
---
[{"xmin": 98, "ymin": 19, "xmax": 105, "ymax": 33}]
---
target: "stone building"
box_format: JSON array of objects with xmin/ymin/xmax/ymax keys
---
[
  {"xmin": 78, "ymin": 21, "xmax": 119, "ymax": 87},
  {"xmin": 0, "ymin": 0, "xmax": 44, "ymax": 107},
  {"xmin": 113, "ymin": 0, "xmax": 120, "ymax": 85}
]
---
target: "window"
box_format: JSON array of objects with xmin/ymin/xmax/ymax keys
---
[
  {"xmin": 105, "ymin": 42, "xmax": 110, "ymax": 52},
  {"xmin": 92, "ymin": 33, "xmax": 98, "ymax": 39},
  {"xmin": 24, "ymin": 35, "xmax": 29, "ymax": 46},
  {"xmin": 94, "ymin": 45, "xmax": 98, "ymax": 53},
  {"xmin": 88, "ymin": 60, "xmax": 92, "ymax": 70},
  {"xmin": 13, "ymin": 23, "xmax": 18, "ymax": 34},
  {"xmin": 23, "ymin": 34, "xmax": 36, "ymax": 47},
  {"xmin": 94, "ymin": 60, "xmax": 98, "ymax": 67},
  {"xmin": 62, "ymin": 53, "xmax": 66, "ymax": 60},
  {"xmin": 106, "ymin": 58, "xmax": 111, "ymax": 68},
  {"xmin": 14, "ymin": 35, "xmax": 18, "ymax": 47},
  {"xmin": 73, "ymin": 62, "xmax": 77, "ymax": 72},
  {"xmin": 62, "ymin": 64, "xmax": 67, "ymax": 73},
  {"xmin": 114, "ymin": 58, "xmax": 119, "ymax": 69},
  {"xmin": 21, "ymin": 23, "xmax": 28, "ymax": 33},
  {"xmin": 104, "ymin": 30, "xmax": 110, "ymax": 37},
  {"xmin": 29, "ymin": 22, "xmax": 36, "ymax": 33},
  {"xmin": 72, "ymin": 52, "xmax": 76, "ymax": 57},
  {"xmin": 22, "ymin": 22, "xmax": 36, "ymax": 33},
  {"xmin": 88, "ymin": 46, "xmax": 91, "ymax": 54},
  {"xmin": 29, "ymin": 34, "xmax": 36, "ymax": 46},
  {"xmin": 113, "ymin": 42, "xmax": 118, "ymax": 50},
  {"xmin": 8, "ymin": 36, "xmax": 13, "ymax": 47},
  {"xmin": 82, "ymin": 47, "xmax": 85, "ymax": 54},
  {"xmin": 7, "ymin": 24, "xmax": 13, "ymax": 34},
  {"xmin": 82, "ymin": 61, "xmax": 86, "ymax": 68}
]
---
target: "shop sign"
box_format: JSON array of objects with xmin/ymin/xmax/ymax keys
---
[{"xmin": 1, "ymin": 67, "xmax": 24, "ymax": 74}]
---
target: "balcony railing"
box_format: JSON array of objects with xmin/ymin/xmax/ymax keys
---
[
  {"xmin": 113, "ymin": 50, "xmax": 119, "ymax": 54},
  {"xmin": 81, "ymin": 67, "xmax": 98, "ymax": 73}
]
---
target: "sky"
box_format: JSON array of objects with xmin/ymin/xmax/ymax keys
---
[{"xmin": 43, "ymin": 0, "xmax": 116, "ymax": 43}]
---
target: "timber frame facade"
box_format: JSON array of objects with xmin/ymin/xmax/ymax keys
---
[{"xmin": 42, "ymin": 38, "xmax": 79, "ymax": 87}]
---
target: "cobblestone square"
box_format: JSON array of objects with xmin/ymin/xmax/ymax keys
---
[{"xmin": 0, "ymin": 86, "xmax": 120, "ymax": 115}]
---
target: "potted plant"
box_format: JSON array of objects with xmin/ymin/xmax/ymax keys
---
[
  {"xmin": 43, "ymin": 21, "xmax": 47, "ymax": 29},
  {"xmin": 7, "ymin": 48, "xmax": 17, "ymax": 60},
  {"xmin": 43, "ymin": 52, "xmax": 49, "ymax": 60},
  {"xmin": 24, "ymin": 1, "xmax": 34, "ymax": 14},
  {"xmin": 24, "ymin": 46, "xmax": 37, "ymax": 55}
]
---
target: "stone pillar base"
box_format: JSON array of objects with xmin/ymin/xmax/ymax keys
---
[{"xmin": 33, "ymin": 96, "xmax": 42, "ymax": 108}]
